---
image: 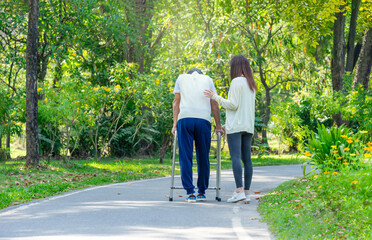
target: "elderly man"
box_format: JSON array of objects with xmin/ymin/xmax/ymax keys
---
[{"xmin": 172, "ymin": 68, "xmax": 223, "ymax": 203}]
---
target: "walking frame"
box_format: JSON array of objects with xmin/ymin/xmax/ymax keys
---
[{"xmin": 169, "ymin": 132, "xmax": 222, "ymax": 202}]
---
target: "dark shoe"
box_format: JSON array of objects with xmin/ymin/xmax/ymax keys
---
[
  {"xmin": 186, "ymin": 194, "xmax": 196, "ymax": 203},
  {"xmin": 196, "ymin": 193, "xmax": 206, "ymax": 201}
]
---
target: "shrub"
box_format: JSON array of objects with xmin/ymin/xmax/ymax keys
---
[
  {"xmin": 343, "ymin": 86, "xmax": 372, "ymax": 132},
  {"xmin": 304, "ymin": 124, "xmax": 371, "ymax": 171}
]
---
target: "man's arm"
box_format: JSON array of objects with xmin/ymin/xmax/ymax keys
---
[
  {"xmin": 172, "ymin": 93, "xmax": 180, "ymax": 135},
  {"xmin": 211, "ymin": 100, "xmax": 224, "ymax": 136}
]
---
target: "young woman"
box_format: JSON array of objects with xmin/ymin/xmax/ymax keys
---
[{"xmin": 204, "ymin": 55, "xmax": 257, "ymax": 203}]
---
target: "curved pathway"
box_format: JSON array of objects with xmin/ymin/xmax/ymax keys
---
[{"xmin": 0, "ymin": 164, "xmax": 304, "ymax": 240}]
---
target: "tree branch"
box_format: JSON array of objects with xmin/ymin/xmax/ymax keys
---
[
  {"xmin": 0, "ymin": 78, "xmax": 17, "ymax": 93},
  {"xmin": 269, "ymin": 78, "xmax": 303, "ymax": 90},
  {"xmin": 150, "ymin": 26, "xmax": 166, "ymax": 51}
]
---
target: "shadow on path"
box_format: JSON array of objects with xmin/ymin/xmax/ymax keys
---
[{"xmin": 0, "ymin": 164, "xmax": 305, "ymax": 240}]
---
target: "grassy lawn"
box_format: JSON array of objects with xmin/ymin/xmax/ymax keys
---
[
  {"xmin": 0, "ymin": 154, "xmax": 304, "ymax": 210},
  {"xmin": 258, "ymin": 162, "xmax": 372, "ymax": 239}
]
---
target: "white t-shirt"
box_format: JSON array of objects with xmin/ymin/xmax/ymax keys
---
[
  {"xmin": 212, "ymin": 77, "xmax": 255, "ymax": 134},
  {"xmin": 173, "ymin": 73, "xmax": 216, "ymax": 94},
  {"xmin": 173, "ymin": 72, "xmax": 216, "ymax": 122}
]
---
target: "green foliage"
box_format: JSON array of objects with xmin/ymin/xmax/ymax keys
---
[
  {"xmin": 0, "ymin": 0, "xmax": 371, "ymax": 160},
  {"xmin": 283, "ymin": 0, "xmax": 348, "ymax": 48},
  {"xmin": 304, "ymin": 124, "xmax": 371, "ymax": 171},
  {"xmin": 271, "ymin": 95, "xmax": 313, "ymax": 152},
  {"xmin": 36, "ymin": 61, "xmax": 174, "ymax": 159},
  {"xmin": 358, "ymin": 0, "xmax": 372, "ymax": 35},
  {"xmin": 258, "ymin": 162, "xmax": 372, "ymax": 239},
  {"xmin": 342, "ymin": 86, "xmax": 372, "ymax": 132}
]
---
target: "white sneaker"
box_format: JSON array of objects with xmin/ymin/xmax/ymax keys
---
[
  {"xmin": 227, "ymin": 191, "xmax": 246, "ymax": 203},
  {"xmin": 244, "ymin": 195, "xmax": 251, "ymax": 202}
]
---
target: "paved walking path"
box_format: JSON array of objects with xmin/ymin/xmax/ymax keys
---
[{"xmin": 0, "ymin": 164, "xmax": 304, "ymax": 240}]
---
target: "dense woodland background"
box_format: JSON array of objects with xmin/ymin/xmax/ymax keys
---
[{"xmin": 0, "ymin": 0, "xmax": 371, "ymax": 165}]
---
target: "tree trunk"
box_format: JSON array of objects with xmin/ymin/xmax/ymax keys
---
[
  {"xmin": 258, "ymin": 64, "xmax": 270, "ymax": 145},
  {"xmin": 0, "ymin": 135, "xmax": 3, "ymax": 162},
  {"xmin": 262, "ymin": 87, "xmax": 271, "ymax": 145},
  {"xmin": 345, "ymin": 0, "xmax": 361, "ymax": 72},
  {"xmin": 159, "ymin": 135, "xmax": 171, "ymax": 164},
  {"xmin": 127, "ymin": 0, "xmax": 154, "ymax": 73},
  {"xmin": 353, "ymin": 28, "xmax": 372, "ymax": 90},
  {"xmin": 26, "ymin": 0, "xmax": 40, "ymax": 166},
  {"xmin": 6, "ymin": 132, "xmax": 10, "ymax": 160},
  {"xmin": 331, "ymin": 5, "xmax": 346, "ymax": 126},
  {"xmin": 353, "ymin": 43, "xmax": 362, "ymax": 70},
  {"xmin": 53, "ymin": 59, "xmax": 62, "ymax": 88}
]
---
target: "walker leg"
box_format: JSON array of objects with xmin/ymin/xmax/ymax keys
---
[
  {"xmin": 216, "ymin": 132, "xmax": 222, "ymax": 202},
  {"xmin": 169, "ymin": 132, "xmax": 177, "ymax": 202}
]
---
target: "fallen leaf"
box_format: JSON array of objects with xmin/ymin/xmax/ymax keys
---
[
  {"xmin": 251, "ymin": 218, "xmax": 257, "ymax": 220},
  {"xmin": 178, "ymin": 195, "xmax": 183, "ymax": 197},
  {"xmin": 244, "ymin": 201, "xmax": 250, "ymax": 204},
  {"xmin": 254, "ymin": 192, "xmax": 261, "ymax": 194},
  {"xmin": 117, "ymin": 193, "xmax": 121, "ymax": 195},
  {"xmin": 165, "ymin": 195, "xmax": 169, "ymax": 198}
]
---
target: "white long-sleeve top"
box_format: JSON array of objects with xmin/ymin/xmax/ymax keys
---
[{"xmin": 212, "ymin": 76, "xmax": 255, "ymax": 134}]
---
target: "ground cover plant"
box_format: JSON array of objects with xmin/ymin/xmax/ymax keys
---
[
  {"xmin": 0, "ymin": 154, "xmax": 304, "ymax": 210},
  {"xmin": 258, "ymin": 125, "xmax": 372, "ymax": 239},
  {"xmin": 258, "ymin": 162, "xmax": 372, "ymax": 239}
]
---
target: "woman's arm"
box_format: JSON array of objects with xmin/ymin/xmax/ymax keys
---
[{"xmin": 204, "ymin": 81, "xmax": 240, "ymax": 110}]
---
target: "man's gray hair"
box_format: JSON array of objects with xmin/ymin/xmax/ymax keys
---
[{"xmin": 187, "ymin": 68, "xmax": 203, "ymax": 74}]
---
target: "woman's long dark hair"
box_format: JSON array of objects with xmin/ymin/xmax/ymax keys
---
[{"xmin": 230, "ymin": 55, "xmax": 257, "ymax": 92}]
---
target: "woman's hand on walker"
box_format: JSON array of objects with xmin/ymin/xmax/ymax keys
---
[{"xmin": 203, "ymin": 89, "xmax": 216, "ymax": 99}]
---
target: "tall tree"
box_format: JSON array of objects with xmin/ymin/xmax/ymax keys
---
[
  {"xmin": 126, "ymin": 0, "xmax": 155, "ymax": 73},
  {"xmin": 0, "ymin": 1, "xmax": 27, "ymax": 160},
  {"xmin": 331, "ymin": 3, "xmax": 346, "ymax": 126},
  {"xmin": 353, "ymin": 28, "xmax": 372, "ymax": 89},
  {"xmin": 235, "ymin": 0, "xmax": 303, "ymax": 144},
  {"xmin": 26, "ymin": 0, "xmax": 40, "ymax": 166},
  {"xmin": 345, "ymin": 0, "xmax": 361, "ymax": 72}
]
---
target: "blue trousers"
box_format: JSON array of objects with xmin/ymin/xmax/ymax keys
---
[{"xmin": 177, "ymin": 118, "xmax": 211, "ymax": 195}]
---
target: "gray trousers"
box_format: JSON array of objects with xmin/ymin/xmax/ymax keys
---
[{"xmin": 227, "ymin": 132, "xmax": 253, "ymax": 190}]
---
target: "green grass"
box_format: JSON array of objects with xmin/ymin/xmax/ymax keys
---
[
  {"xmin": 258, "ymin": 162, "xmax": 372, "ymax": 239},
  {"xmin": 250, "ymin": 154, "xmax": 306, "ymax": 166},
  {"xmin": 10, "ymin": 148, "xmax": 26, "ymax": 159},
  {"xmin": 0, "ymin": 154, "xmax": 304, "ymax": 210}
]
